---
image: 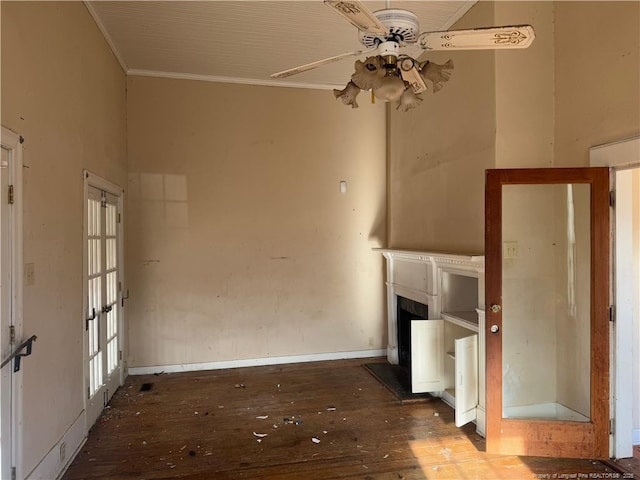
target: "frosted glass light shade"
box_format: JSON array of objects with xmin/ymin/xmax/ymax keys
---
[{"xmin": 372, "ymin": 74, "xmax": 405, "ymax": 102}]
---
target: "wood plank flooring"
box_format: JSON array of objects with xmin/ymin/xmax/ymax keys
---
[
  {"xmin": 605, "ymin": 446, "xmax": 640, "ymax": 478},
  {"xmin": 63, "ymin": 359, "xmax": 630, "ymax": 480}
]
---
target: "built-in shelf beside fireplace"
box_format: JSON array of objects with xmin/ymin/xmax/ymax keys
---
[{"xmin": 376, "ymin": 249, "xmax": 487, "ymax": 436}]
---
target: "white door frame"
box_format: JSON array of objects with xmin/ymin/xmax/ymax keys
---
[
  {"xmin": 590, "ymin": 135, "xmax": 640, "ymax": 458},
  {"xmin": 82, "ymin": 170, "xmax": 125, "ymax": 430},
  {"xmin": 0, "ymin": 126, "xmax": 24, "ymax": 480}
]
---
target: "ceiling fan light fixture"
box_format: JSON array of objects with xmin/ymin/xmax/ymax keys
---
[
  {"xmin": 351, "ymin": 56, "xmax": 385, "ymax": 90},
  {"xmin": 397, "ymin": 88, "xmax": 423, "ymax": 112},
  {"xmin": 372, "ymin": 72, "xmax": 406, "ymax": 102},
  {"xmin": 419, "ymin": 59, "xmax": 454, "ymax": 93},
  {"xmin": 333, "ymin": 81, "xmax": 361, "ymax": 108}
]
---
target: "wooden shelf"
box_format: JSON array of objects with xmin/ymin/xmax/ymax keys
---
[{"xmin": 441, "ymin": 311, "xmax": 479, "ymax": 332}]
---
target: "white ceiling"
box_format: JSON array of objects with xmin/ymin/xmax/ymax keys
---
[{"xmin": 85, "ymin": 1, "xmax": 477, "ymax": 90}]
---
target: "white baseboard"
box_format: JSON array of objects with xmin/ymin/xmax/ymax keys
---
[
  {"xmin": 634, "ymin": 428, "xmax": 640, "ymax": 445},
  {"xmin": 129, "ymin": 349, "xmax": 387, "ymax": 375},
  {"xmin": 25, "ymin": 410, "xmax": 86, "ymax": 480}
]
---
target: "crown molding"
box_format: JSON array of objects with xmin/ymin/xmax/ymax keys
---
[{"xmin": 83, "ymin": 1, "xmax": 128, "ymax": 74}]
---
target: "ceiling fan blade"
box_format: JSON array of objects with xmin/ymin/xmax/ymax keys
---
[
  {"xmin": 271, "ymin": 48, "xmax": 375, "ymax": 79},
  {"xmin": 417, "ymin": 25, "xmax": 535, "ymax": 51},
  {"xmin": 324, "ymin": 0, "xmax": 389, "ymax": 35}
]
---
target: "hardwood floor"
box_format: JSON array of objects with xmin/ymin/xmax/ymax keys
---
[
  {"xmin": 605, "ymin": 446, "xmax": 640, "ymax": 478},
  {"xmin": 63, "ymin": 359, "xmax": 627, "ymax": 479}
]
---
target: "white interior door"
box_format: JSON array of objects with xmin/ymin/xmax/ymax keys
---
[
  {"xmin": 85, "ymin": 177, "xmax": 123, "ymax": 428},
  {"xmin": 1, "ymin": 127, "xmax": 23, "ymax": 480},
  {"xmin": 0, "ymin": 141, "xmax": 14, "ymax": 480}
]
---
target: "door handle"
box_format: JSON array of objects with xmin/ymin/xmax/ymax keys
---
[
  {"xmin": 490, "ymin": 324, "xmax": 500, "ymax": 334},
  {"xmin": 86, "ymin": 307, "xmax": 96, "ymax": 330}
]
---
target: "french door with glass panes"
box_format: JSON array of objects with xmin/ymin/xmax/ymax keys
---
[{"xmin": 85, "ymin": 177, "xmax": 123, "ymax": 427}]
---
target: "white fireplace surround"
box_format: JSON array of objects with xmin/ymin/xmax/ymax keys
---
[{"xmin": 376, "ymin": 249, "xmax": 485, "ymax": 365}]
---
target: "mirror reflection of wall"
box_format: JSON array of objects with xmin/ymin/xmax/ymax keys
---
[{"xmin": 502, "ymin": 183, "xmax": 591, "ymax": 421}]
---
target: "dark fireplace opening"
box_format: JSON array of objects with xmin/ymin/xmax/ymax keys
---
[{"xmin": 397, "ymin": 296, "xmax": 429, "ymax": 369}]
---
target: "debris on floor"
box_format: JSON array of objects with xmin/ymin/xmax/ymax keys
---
[
  {"xmin": 283, "ymin": 416, "xmax": 303, "ymax": 425},
  {"xmin": 439, "ymin": 447, "xmax": 451, "ymax": 460},
  {"xmin": 63, "ymin": 359, "xmax": 622, "ymax": 480}
]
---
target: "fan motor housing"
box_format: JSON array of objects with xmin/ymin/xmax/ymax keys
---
[{"xmin": 358, "ymin": 9, "xmax": 420, "ymax": 48}]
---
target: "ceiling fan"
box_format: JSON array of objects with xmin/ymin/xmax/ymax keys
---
[{"xmin": 271, "ymin": 1, "xmax": 535, "ymax": 111}]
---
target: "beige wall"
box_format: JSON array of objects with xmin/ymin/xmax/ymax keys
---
[
  {"xmin": 126, "ymin": 77, "xmax": 387, "ymax": 367},
  {"xmin": 501, "ymin": 185, "xmax": 558, "ymax": 408},
  {"xmin": 495, "ymin": 2, "xmax": 555, "ymax": 168},
  {"xmin": 1, "ymin": 1, "xmax": 127, "ymax": 476},
  {"xmin": 555, "ymin": 184, "xmax": 592, "ymax": 416},
  {"xmin": 554, "ymin": 2, "xmax": 640, "ymax": 167},
  {"xmin": 388, "ymin": 1, "xmax": 497, "ymax": 253},
  {"xmin": 502, "ymin": 184, "xmax": 591, "ymax": 416}
]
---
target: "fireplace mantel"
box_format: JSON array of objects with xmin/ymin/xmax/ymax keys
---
[
  {"xmin": 376, "ymin": 249, "xmax": 484, "ymax": 266},
  {"xmin": 375, "ymin": 249, "xmax": 485, "ymax": 365}
]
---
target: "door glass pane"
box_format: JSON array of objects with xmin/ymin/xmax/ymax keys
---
[
  {"xmin": 502, "ymin": 183, "xmax": 591, "ymax": 422},
  {"xmin": 87, "ymin": 188, "xmax": 104, "ymax": 397}
]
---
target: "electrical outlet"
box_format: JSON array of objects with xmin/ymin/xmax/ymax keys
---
[
  {"xmin": 503, "ymin": 241, "xmax": 518, "ymax": 259},
  {"xmin": 25, "ymin": 263, "xmax": 35, "ymax": 286}
]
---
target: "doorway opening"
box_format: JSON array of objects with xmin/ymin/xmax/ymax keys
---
[{"xmin": 590, "ymin": 136, "xmax": 640, "ymax": 459}]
